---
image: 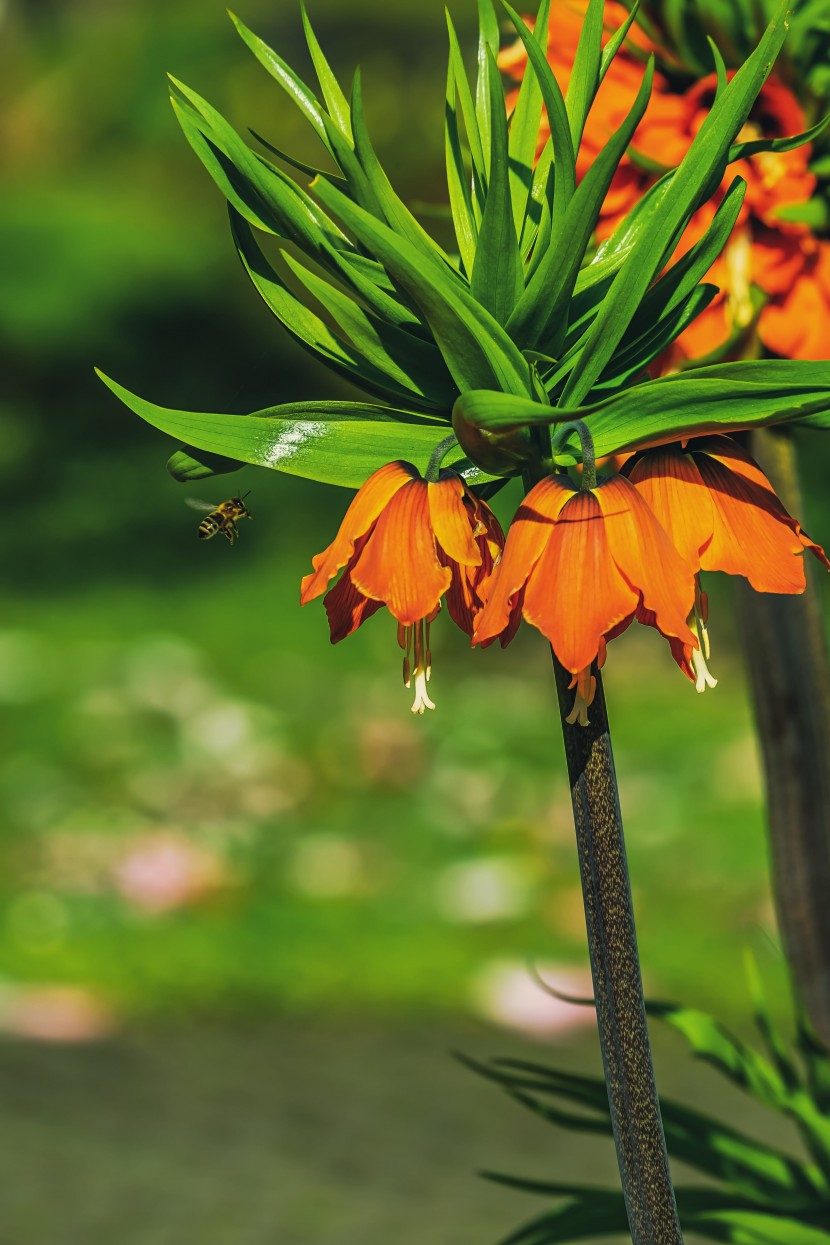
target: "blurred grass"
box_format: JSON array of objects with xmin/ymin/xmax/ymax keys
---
[
  {"xmin": 3, "ymin": 1, "xmax": 828, "ymax": 1240},
  {"xmin": 0, "ymin": 0, "xmax": 816, "ymax": 1029}
]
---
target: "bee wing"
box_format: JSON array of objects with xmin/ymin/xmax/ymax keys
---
[{"xmin": 185, "ymin": 498, "xmax": 217, "ymax": 513}]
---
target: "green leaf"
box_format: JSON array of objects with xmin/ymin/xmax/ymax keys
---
[
  {"xmin": 708, "ymin": 35, "xmax": 729, "ymax": 99},
  {"xmin": 454, "ymin": 361, "xmax": 830, "ymax": 461},
  {"xmin": 599, "ymin": 0, "xmax": 642, "ymax": 80},
  {"xmin": 505, "ymin": 0, "xmax": 551, "ymax": 236},
  {"xmin": 96, "ymin": 372, "xmax": 449, "ymax": 489},
  {"xmin": 470, "ymin": 47, "xmax": 523, "ymax": 323},
  {"xmin": 475, "ymin": 0, "xmax": 500, "ymax": 173},
  {"xmin": 167, "ymin": 446, "xmax": 244, "ymax": 482},
  {"xmin": 589, "ymin": 284, "xmax": 718, "ymax": 393},
  {"xmin": 350, "ymin": 71, "xmax": 454, "ymax": 267},
  {"xmin": 169, "ymin": 78, "xmax": 348, "ymax": 258},
  {"xmin": 228, "ymin": 12, "xmax": 332, "ymax": 151},
  {"xmin": 564, "ymin": 0, "xmax": 604, "ymax": 152},
  {"xmin": 231, "ymin": 210, "xmax": 441, "ymax": 409},
  {"xmin": 445, "ymin": 68, "xmax": 478, "ymax": 276},
  {"xmin": 774, "ymin": 199, "xmax": 830, "ymax": 231},
  {"xmin": 558, "ymin": 2, "xmax": 790, "ymax": 407},
  {"xmin": 312, "ymin": 175, "xmax": 533, "ymax": 396},
  {"xmin": 507, "ymin": 57, "xmax": 655, "ymax": 354},
  {"xmin": 446, "ymin": 10, "xmax": 487, "ymax": 206},
  {"xmin": 280, "ymin": 249, "xmax": 458, "ymax": 410},
  {"xmin": 249, "ymin": 128, "xmax": 343, "ymax": 184},
  {"xmin": 729, "ymin": 113, "xmax": 830, "ymax": 163},
  {"xmin": 500, "ymin": 1, "xmax": 575, "ymax": 255},
  {"xmin": 744, "ymin": 952, "xmax": 801, "ymax": 1095},
  {"xmin": 300, "ymin": 2, "xmax": 353, "ymax": 141}
]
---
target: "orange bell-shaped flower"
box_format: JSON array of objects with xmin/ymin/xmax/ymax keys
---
[
  {"xmin": 473, "ymin": 471, "xmax": 697, "ymax": 724},
  {"xmin": 627, "ymin": 435, "xmax": 830, "ymax": 690},
  {"xmin": 627, "ymin": 437, "xmax": 829, "ymax": 590},
  {"xmin": 301, "ymin": 460, "xmax": 503, "ymax": 713}
]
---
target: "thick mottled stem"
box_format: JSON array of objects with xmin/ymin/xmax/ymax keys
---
[
  {"xmin": 552, "ymin": 653, "xmax": 683, "ymax": 1245},
  {"xmin": 735, "ymin": 426, "xmax": 830, "ymax": 1044}
]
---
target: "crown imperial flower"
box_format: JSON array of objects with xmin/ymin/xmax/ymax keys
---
[
  {"xmin": 473, "ymin": 472, "xmax": 697, "ymax": 724},
  {"xmin": 627, "ymin": 437, "xmax": 830, "ymax": 591},
  {"xmin": 300, "ymin": 461, "xmax": 503, "ymax": 714},
  {"xmin": 627, "ymin": 436, "xmax": 830, "ymax": 690}
]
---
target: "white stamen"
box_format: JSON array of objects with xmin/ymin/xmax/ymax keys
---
[
  {"xmin": 692, "ymin": 646, "xmax": 718, "ymax": 694},
  {"xmin": 405, "ymin": 619, "xmax": 436, "ymax": 714},
  {"xmin": 411, "ymin": 666, "xmax": 436, "ymax": 715}
]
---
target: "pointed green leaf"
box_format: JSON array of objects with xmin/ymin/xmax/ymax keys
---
[
  {"xmin": 300, "ymin": 3, "xmax": 353, "ymax": 140},
  {"xmin": 350, "ymin": 71, "xmax": 455, "ymax": 267},
  {"xmin": 97, "ymin": 372, "xmax": 449, "ymax": 489},
  {"xmin": 501, "ymin": 0, "xmax": 575, "ymax": 258},
  {"xmin": 559, "ymin": 3, "xmax": 790, "ymax": 406},
  {"xmin": 445, "ymin": 69, "xmax": 478, "ymax": 276},
  {"xmin": 446, "ymin": 10, "xmax": 487, "ymax": 204},
  {"xmin": 312, "ymin": 175, "xmax": 533, "ymax": 396},
  {"xmin": 505, "ymin": 0, "xmax": 551, "ymax": 236},
  {"xmin": 170, "ymin": 79, "xmax": 348, "ymax": 257},
  {"xmin": 475, "ymin": 0, "xmax": 500, "ymax": 169},
  {"xmin": 470, "ymin": 47, "xmax": 523, "ymax": 323},
  {"xmin": 564, "ymin": 0, "xmax": 604, "ymax": 152},
  {"xmin": 599, "ymin": 0, "xmax": 642, "ymax": 80},
  {"xmin": 228, "ymin": 12, "xmax": 332, "ymax": 150},
  {"xmin": 507, "ymin": 58, "xmax": 654, "ymax": 353},
  {"xmin": 167, "ymin": 446, "xmax": 245, "ymax": 482},
  {"xmin": 232, "ymin": 211, "xmax": 440, "ymax": 408},
  {"xmin": 281, "ymin": 250, "xmax": 458, "ymax": 410},
  {"xmin": 729, "ymin": 113, "xmax": 830, "ymax": 163}
]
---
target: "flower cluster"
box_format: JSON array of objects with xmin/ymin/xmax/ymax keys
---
[
  {"xmin": 500, "ymin": 1, "xmax": 830, "ymax": 363},
  {"xmin": 302, "ymin": 438, "xmax": 828, "ymax": 721}
]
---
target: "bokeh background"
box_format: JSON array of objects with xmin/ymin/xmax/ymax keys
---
[{"xmin": 2, "ymin": 0, "xmax": 828, "ymax": 1240}]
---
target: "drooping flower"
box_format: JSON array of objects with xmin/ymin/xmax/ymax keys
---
[
  {"xmin": 473, "ymin": 472, "xmax": 697, "ymax": 724},
  {"xmin": 627, "ymin": 436, "xmax": 830, "ymax": 685},
  {"xmin": 300, "ymin": 461, "xmax": 503, "ymax": 714}
]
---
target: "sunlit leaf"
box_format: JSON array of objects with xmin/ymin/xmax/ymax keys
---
[{"xmin": 97, "ymin": 372, "xmax": 450, "ymax": 489}]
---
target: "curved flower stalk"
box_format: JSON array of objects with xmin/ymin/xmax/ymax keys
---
[{"xmin": 96, "ymin": 1, "xmax": 830, "ymax": 1242}]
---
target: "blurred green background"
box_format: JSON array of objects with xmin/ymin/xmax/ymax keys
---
[{"xmin": 2, "ymin": 0, "xmax": 828, "ymax": 1240}]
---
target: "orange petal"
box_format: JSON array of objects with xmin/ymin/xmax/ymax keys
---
[
  {"xmin": 694, "ymin": 450, "xmax": 810, "ymax": 592},
  {"xmin": 428, "ymin": 475, "xmax": 481, "ymax": 568},
  {"xmin": 300, "ymin": 461, "xmax": 415, "ymax": 603},
  {"xmin": 628, "ymin": 447, "xmax": 714, "ymax": 569},
  {"xmin": 473, "ymin": 476, "xmax": 572, "ymax": 646},
  {"xmin": 323, "ymin": 560, "xmax": 384, "ymax": 644},
  {"xmin": 597, "ymin": 476, "xmax": 696, "ymax": 645},
  {"xmin": 522, "ymin": 489, "xmax": 640, "ymax": 673},
  {"xmin": 350, "ymin": 479, "xmax": 451, "ymax": 624}
]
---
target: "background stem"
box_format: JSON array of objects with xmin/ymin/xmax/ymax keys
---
[
  {"xmin": 735, "ymin": 427, "xmax": 830, "ymax": 1044},
  {"xmin": 552, "ymin": 653, "xmax": 683, "ymax": 1245}
]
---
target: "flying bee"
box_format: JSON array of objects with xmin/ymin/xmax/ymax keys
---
[{"xmin": 186, "ymin": 493, "xmax": 252, "ymax": 545}]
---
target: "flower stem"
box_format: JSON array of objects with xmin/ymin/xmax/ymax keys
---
[
  {"xmin": 551, "ymin": 651, "xmax": 683, "ymax": 1244},
  {"xmin": 735, "ymin": 427, "xmax": 830, "ymax": 1044},
  {"xmin": 425, "ymin": 434, "xmax": 458, "ymax": 482}
]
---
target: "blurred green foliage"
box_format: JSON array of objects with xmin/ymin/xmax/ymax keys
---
[{"xmin": 1, "ymin": 0, "xmax": 826, "ymax": 1031}]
